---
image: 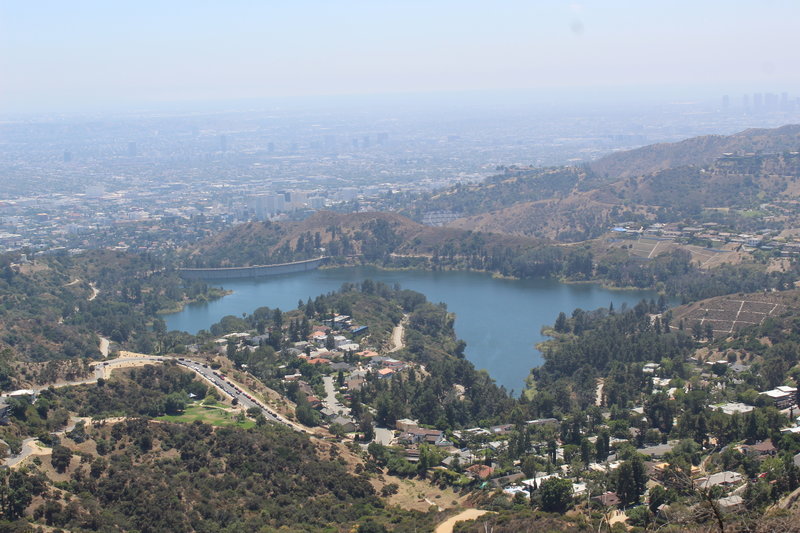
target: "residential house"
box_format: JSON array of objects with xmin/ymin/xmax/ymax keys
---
[
  {"xmin": 525, "ymin": 418, "xmax": 559, "ymax": 428},
  {"xmin": 395, "ymin": 419, "xmax": 419, "ymax": 432},
  {"xmin": 759, "ymin": 386, "xmax": 797, "ymax": 409},
  {"xmin": 743, "ymin": 439, "xmax": 777, "ymax": 457},
  {"xmin": 345, "ymin": 377, "xmax": 365, "ymax": 391},
  {"xmin": 716, "ymin": 495, "xmax": 745, "ymax": 513},
  {"xmin": 329, "ymin": 415, "xmax": 356, "ymax": 433},
  {"xmin": 490, "ymin": 424, "xmax": 514, "ymax": 435},
  {"xmin": 715, "ymin": 402, "xmax": 755, "ymax": 415},
  {"xmin": 696, "ymin": 471, "xmax": 743, "ymax": 490},
  {"xmin": 466, "ymin": 464, "xmax": 494, "ymax": 480},
  {"xmin": 398, "ymin": 427, "xmax": 450, "ymax": 447}
]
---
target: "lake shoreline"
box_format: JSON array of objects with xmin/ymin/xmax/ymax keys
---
[{"xmin": 165, "ymin": 266, "xmax": 661, "ymax": 394}]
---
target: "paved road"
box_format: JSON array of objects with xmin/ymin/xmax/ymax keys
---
[
  {"xmin": 34, "ymin": 355, "xmax": 296, "ymax": 429},
  {"xmin": 173, "ymin": 358, "xmax": 290, "ymax": 426},
  {"xmin": 322, "ymin": 376, "xmax": 351, "ymax": 417},
  {"xmin": 4, "ymin": 416, "xmax": 87, "ymax": 468}
]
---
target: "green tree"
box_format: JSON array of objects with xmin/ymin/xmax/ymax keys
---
[
  {"xmin": 540, "ymin": 477, "xmax": 573, "ymax": 513},
  {"xmin": 50, "ymin": 444, "xmax": 72, "ymax": 473}
]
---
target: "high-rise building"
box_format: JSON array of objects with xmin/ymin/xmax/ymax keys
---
[
  {"xmin": 127, "ymin": 142, "xmax": 137, "ymax": 157},
  {"xmin": 753, "ymin": 93, "xmax": 763, "ymax": 111},
  {"xmin": 765, "ymin": 93, "xmax": 778, "ymax": 111},
  {"xmin": 722, "ymin": 95, "xmax": 730, "ymax": 111},
  {"xmin": 219, "ymin": 135, "xmax": 227, "ymax": 152},
  {"xmin": 63, "ymin": 151, "xmax": 72, "ymax": 163}
]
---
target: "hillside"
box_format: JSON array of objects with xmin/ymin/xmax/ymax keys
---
[
  {"xmin": 589, "ymin": 124, "xmax": 800, "ymax": 179},
  {"xmin": 421, "ymin": 125, "xmax": 800, "ymax": 240},
  {"xmin": 184, "ymin": 210, "xmax": 549, "ymax": 267}
]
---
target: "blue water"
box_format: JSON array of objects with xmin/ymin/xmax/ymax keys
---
[{"xmin": 165, "ymin": 267, "xmax": 660, "ymax": 394}]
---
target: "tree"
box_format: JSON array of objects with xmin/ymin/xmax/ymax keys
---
[
  {"xmin": 539, "ymin": 477, "xmax": 573, "ymax": 513},
  {"xmin": 554, "ymin": 312, "xmax": 569, "ymax": 333},
  {"xmin": 51, "ymin": 444, "xmax": 72, "ymax": 473},
  {"xmin": 615, "ymin": 456, "xmax": 648, "ymax": 507},
  {"xmin": 580, "ymin": 438, "xmax": 593, "ymax": 466},
  {"xmin": 596, "ymin": 429, "xmax": 610, "ymax": 462},
  {"xmin": 358, "ymin": 520, "xmax": 388, "ymax": 533},
  {"xmin": 359, "ymin": 412, "xmax": 375, "ymax": 442}
]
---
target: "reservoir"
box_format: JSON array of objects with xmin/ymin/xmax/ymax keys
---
[{"xmin": 165, "ymin": 267, "xmax": 660, "ymax": 395}]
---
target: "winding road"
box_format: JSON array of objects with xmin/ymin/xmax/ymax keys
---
[{"xmin": 2, "ymin": 353, "xmax": 304, "ymax": 467}]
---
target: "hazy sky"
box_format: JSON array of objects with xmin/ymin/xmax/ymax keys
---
[{"xmin": 2, "ymin": 0, "xmax": 799, "ymax": 113}]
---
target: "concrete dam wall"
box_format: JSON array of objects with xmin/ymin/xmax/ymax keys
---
[{"xmin": 178, "ymin": 257, "xmax": 326, "ymax": 281}]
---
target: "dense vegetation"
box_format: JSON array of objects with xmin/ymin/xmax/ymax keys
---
[
  {"xmin": 1, "ymin": 365, "xmax": 434, "ymax": 532},
  {"xmin": 0, "ymin": 250, "xmax": 225, "ymax": 383}
]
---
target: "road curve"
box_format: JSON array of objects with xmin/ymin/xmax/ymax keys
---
[{"xmin": 434, "ymin": 510, "xmax": 493, "ymax": 533}]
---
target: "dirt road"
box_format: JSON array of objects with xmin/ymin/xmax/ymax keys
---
[
  {"xmin": 435, "ymin": 509, "xmax": 493, "ymax": 533},
  {"xmin": 388, "ymin": 316, "xmax": 407, "ymax": 352}
]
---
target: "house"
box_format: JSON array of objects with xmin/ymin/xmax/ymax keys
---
[
  {"xmin": 696, "ymin": 471, "xmax": 743, "ymax": 490},
  {"xmin": 332, "ymin": 335, "xmax": 349, "ymax": 348},
  {"xmin": 330, "ymin": 362, "xmax": 354, "ymax": 372},
  {"xmin": 503, "ymin": 485, "xmax": 530, "ymax": 498},
  {"xmin": 490, "ymin": 472, "xmax": 525, "ymax": 488},
  {"xmin": 248, "ymin": 334, "xmax": 271, "ymax": 345},
  {"xmin": 442, "ymin": 450, "xmax": 478, "ymax": 469},
  {"xmin": 716, "ymin": 494, "xmax": 745, "ymax": 513},
  {"xmin": 715, "ymin": 402, "xmax": 754, "ymax": 415},
  {"xmin": 398, "ymin": 427, "xmax": 450, "ymax": 446},
  {"xmin": 466, "ymin": 464, "xmax": 494, "ymax": 480},
  {"xmin": 319, "ymin": 407, "xmax": 338, "ymax": 419},
  {"xmin": 306, "ymin": 395, "xmax": 323, "ymax": 409},
  {"xmin": 744, "ymin": 439, "xmax": 777, "ymax": 457},
  {"xmin": 490, "ymin": 424, "xmax": 514, "ymax": 435},
  {"xmin": 525, "ymin": 418, "xmax": 559, "ymax": 428},
  {"xmin": 377, "ymin": 368, "xmax": 395, "ymax": 378},
  {"xmin": 759, "ymin": 386, "xmax": 797, "ymax": 409},
  {"xmin": 329, "ymin": 415, "xmax": 356, "ymax": 433},
  {"xmin": 521, "ymin": 473, "xmax": 561, "ymax": 490},
  {"xmin": 350, "ymin": 325, "xmax": 368, "ymax": 335},
  {"xmin": 310, "ymin": 332, "xmax": 328, "ymax": 345},
  {"xmin": 643, "ymin": 363, "xmax": 660, "ymax": 374},
  {"xmin": 395, "ymin": 419, "xmax": 419, "ymax": 432},
  {"xmin": 345, "ymin": 377, "xmax": 365, "ymax": 391},
  {"xmin": 338, "ymin": 343, "xmax": 360, "ymax": 352}
]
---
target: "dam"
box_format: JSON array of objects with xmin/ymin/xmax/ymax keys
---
[{"xmin": 178, "ymin": 257, "xmax": 327, "ymax": 281}]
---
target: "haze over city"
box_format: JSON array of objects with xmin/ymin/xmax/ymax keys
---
[{"xmin": 2, "ymin": 0, "xmax": 799, "ymax": 113}]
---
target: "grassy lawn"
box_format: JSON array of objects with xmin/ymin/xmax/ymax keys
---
[{"xmin": 157, "ymin": 404, "xmax": 255, "ymax": 429}]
